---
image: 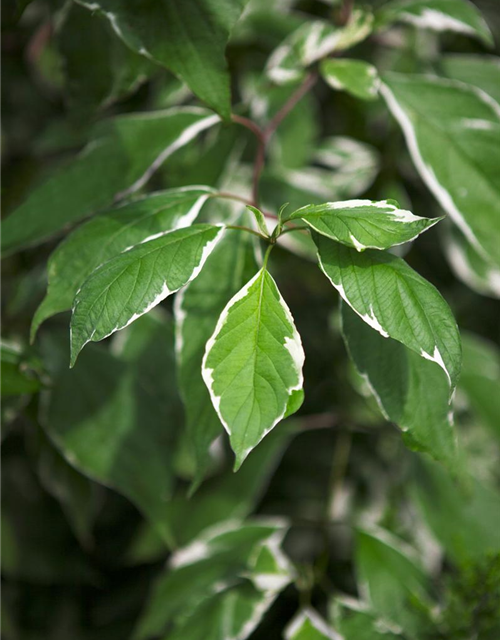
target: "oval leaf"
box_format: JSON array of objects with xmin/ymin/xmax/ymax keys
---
[
  {"xmin": 77, "ymin": 0, "xmax": 250, "ymax": 118},
  {"xmin": 290, "ymin": 199, "xmax": 441, "ymax": 251},
  {"xmin": 320, "ymin": 59, "xmax": 380, "ymax": 101},
  {"xmin": 202, "ymin": 268, "xmax": 305, "ymax": 469},
  {"xmin": 32, "ymin": 187, "xmax": 214, "ymax": 340},
  {"xmin": 70, "ymin": 224, "xmax": 224, "ymax": 365},
  {"xmin": 314, "ymin": 234, "xmax": 461, "ymax": 390},
  {"xmin": 381, "ymin": 73, "xmax": 500, "ymax": 268}
]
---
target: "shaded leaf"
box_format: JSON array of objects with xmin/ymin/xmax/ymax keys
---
[
  {"xmin": 77, "ymin": 0, "xmax": 250, "ymax": 118},
  {"xmin": 381, "ymin": 73, "xmax": 500, "ymax": 269},
  {"xmin": 341, "ymin": 303, "xmax": 457, "ymax": 465},
  {"xmin": 41, "ymin": 314, "xmax": 182, "ymax": 544},
  {"xmin": 376, "ymin": 0, "xmax": 493, "ymax": 46},
  {"xmin": 2, "ymin": 107, "xmax": 219, "ymax": 255},
  {"xmin": 266, "ymin": 9, "xmax": 373, "ymax": 85}
]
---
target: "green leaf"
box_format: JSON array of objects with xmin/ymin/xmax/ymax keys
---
[
  {"xmin": 175, "ymin": 227, "xmax": 258, "ymax": 486},
  {"xmin": 2, "ymin": 107, "xmax": 219, "ymax": 255},
  {"xmin": 341, "ymin": 304, "xmax": 457, "ymax": 465},
  {"xmin": 247, "ymin": 205, "xmax": 271, "ymax": 237},
  {"xmin": 70, "ymin": 224, "xmax": 225, "ymax": 366},
  {"xmin": 441, "ymin": 222, "xmax": 500, "ymax": 299},
  {"xmin": 381, "ymin": 73, "xmax": 500, "ymax": 269},
  {"xmin": 332, "ymin": 597, "xmax": 404, "ymax": 640},
  {"xmin": 320, "ymin": 59, "xmax": 380, "ymax": 101},
  {"xmin": 32, "ymin": 186, "xmax": 213, "ymax": 340},
  {"xmin": 1, "ymin": 342, "xmax": 41, "ymax": 397},
  {"xmin": 58, "ymin": 4, "xmax": 153, "ymax": 114},
  {"xmin": 289, "ymin": 199, "xmax": 441, "ymax": 251},
  {"xmin": 314, "ymin": 235, "xmax": 461, "ymax": 391},
  {"xmin": 355, "ymin": 527, "xmax": 431, "ymax": 637},
  {"xmin": 202, "ymin": 266, "xmax": 305, "ymax": 469},
  {"xmin": 441, "ymin": 54, "xmax": 500, "ymax": 105},
  {"xmin": 42, "ymin": 313, "xmax": 182, "ymax": 544},
  {"xmin": 459, "ymin": 332, "xmax": 500, "ymax": 441},
  {"xmin": 376, "ymin": 0, "xmax": 493, "ymax": 46},
  {"xmin": 77, "ymin": 0, "xmax": 250, "ymax": 118},
  {"xmin": 266, "ymin": 9, "xmax": 373, "ymax": 85},
  {"xmin": 34, "ymin": 429, "xmax": 98, "ymax": 549},
  {"xmin": 134, "ymin": 518, "xmax": 292, "ymax": 640},
  {"xmin": 413, "ymin": 457, "xmax": 500, "ymax": 563},
  {"xmin": 285, "ymin": 608, "xmax": 341, "ymax": 640},
  {"xmin": 162, "ymin": 581, "xmax": 280, "ymax": 640}
]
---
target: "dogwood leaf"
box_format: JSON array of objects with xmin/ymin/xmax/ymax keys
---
[
  {"xmin": 32, "ymin": 187, "xmax": 214, "ymax": 340},
  {"xmin": 70, "ymin": 224, "xmax": 224, "ymax": 365},
  {"xmin": 77, "ymin": 0, "xmax": 250, "ymax": 118},
  {"xmin": 381, "ymin": 73, "xmax": 500, "ymax": 268},
  {"xmin": 202, "ymin": 267, "xmax": 305, "ymax": 469},
  {"xmin": 289, "ymin": 199, "xmax": 441, "ymax": 251},
  {"xmin": 314, "ymin": 235, "xmax": 461, "ymax": 390},
  {"xmin": 320, "ymin": 59, "xmax": 380, "ymax": 101},
  {"xmin": 266, "ymin": 10, "xmax": 373, "ymax": 85},
  {"xmin": 341, "ymin": 304, "xmax": 457, "ymax": 465}
]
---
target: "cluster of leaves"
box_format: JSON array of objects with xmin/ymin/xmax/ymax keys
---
[{"xmin": 2, "ymin": 0, "xmax": 500, "ymax": 638}]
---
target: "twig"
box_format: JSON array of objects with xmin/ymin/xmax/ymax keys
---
[
  {"xmin": 231, "ymin": 114, "xmax": 266, "ymax": 144},
  {"xmin": 264, "ymin": 71, "xmax": 318, "ymax": 140},
  {"xmin": 232, "ymin": 71, "xmax": 319, "ymax": 208},
  {"xmin": 338, "ymin": 0, "xmax": 354, "ymax": 26},
  {"xmin": 226, "ymin": 224, "xmax": 268, "ymax": 241}
]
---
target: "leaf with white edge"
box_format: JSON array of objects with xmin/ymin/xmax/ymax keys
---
[
  {"xmin": 314, "ymin": 234, "xmax": 461, "ymax": 390},
  {"xmin": 289, "ymin": 199, "xmax": 441, "ymax": 251},
  {"xmin": 134, "ymin": 518, "xmax": 291, "ymax": 640},
  {"xmin": 376, "ymin": 0, "xmax": 493, "ymax": 46},
  {"xmin": 321, "ymin": 59, "xmax": 380, "ymax": 101},
  {"xmin": 41, "ymin": 314, "xmax": 183, "ymax": 545},
  {"xmin": 266, "ymin": 9, "xmax": 373, "ymax": 86},
  {"xmin": 175, "ymin": 227, "xmax": 259, "ymax": 487},
  {"xmin": 77, "ymin": 0, "xmax": 249, "ymax": 119},
  {"xmin": 356, "ymin": 527, "xmax": 431, "ymax": 637},
  {"xmin": 32, "ymin": 187, "xmax": 214, "ymax": 341},
  {"xmin": 285, "ymin": 608, "xmax": 342, "ymax": 640},
  {"xmin": 381, "ymin": 73, "xmax": 500, "ymax": 268},
  {"xmin": 162, "ymin": 580, "xmax": 280, "ymax": 640},
  {"xmin": 441, "ymin": 222, "xmax": 500, "ymax": 299},
  {"xmin": 70, "ymin": 224, "xmax": 224, "ymax": 366},
  {"xmin": 332, "ymin": 597, "xmax": 404, "ymax": 640},
  {"xmin": 202, "ymin": 267, "xmax": 305, "ymax": 469},
  {"xmin": 441, "ymin": 54, "xmax": 500, "ymax": 105},
  {"xmin": 341, "ymin": 303, "xmax": 457, "ymax": 466},
  {"xmin": 2, "ymin": 108, "xmax": 219, "ymax": 256},
  {"xmin": 247, "ymin": 205, "xmax": 271, "ymax": 237}
]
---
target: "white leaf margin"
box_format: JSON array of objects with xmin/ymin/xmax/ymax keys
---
[
  {"xmin": 201, "ymin": 268, "xmax": 305, "ymax": 464},
  {"xmin": 380, "ymin": 76, "xmax": 500, "ymax": 264}
]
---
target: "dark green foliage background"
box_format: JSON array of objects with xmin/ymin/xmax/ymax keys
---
[{"xmin": 2, "ymin": 0, "xmax": 500, "ymax": 638}]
